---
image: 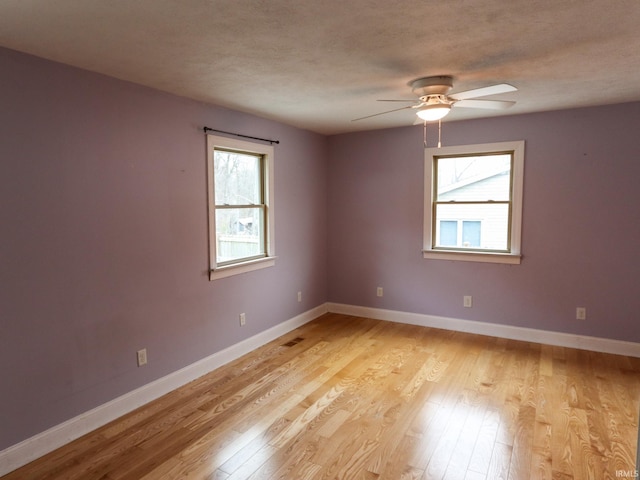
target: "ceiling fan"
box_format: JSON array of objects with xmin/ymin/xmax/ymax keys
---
[{"xmin": 352, "ymin": 75, "xmax": 517, "ymax": 123}]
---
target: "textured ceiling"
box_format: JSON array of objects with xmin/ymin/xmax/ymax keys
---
[{"xmin": 1, "ymin": 0, "xmax": 639, "ymax": 134}]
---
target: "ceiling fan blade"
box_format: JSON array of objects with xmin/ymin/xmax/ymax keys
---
[
  {"xmin": 351, "ymin": 105, "xmax": 415, "ymax": 121},
  {"xmin": 453, "ymin": 99, "xmax": 516, "ymax": 110},
  {"xmin": 450, "ymin": 83, "xmax": 517, "ymax": 100},
  {"xmin": 377, "ymin": 99, "xmax": 417, "ymax": 102}
]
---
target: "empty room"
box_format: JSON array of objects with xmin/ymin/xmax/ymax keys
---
[{"xmin": 2, "ymin": 1, "xmax": 640, "ymax": 479}]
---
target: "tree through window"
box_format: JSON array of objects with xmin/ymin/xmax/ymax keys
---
[{"xmin": 206, "ymin": 135, "xmax": 275, "ymax": 280}]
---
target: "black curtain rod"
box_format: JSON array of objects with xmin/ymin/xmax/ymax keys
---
[{"xmin": 203, "ymin": 127, "xmax": 279, "ymax": 145}]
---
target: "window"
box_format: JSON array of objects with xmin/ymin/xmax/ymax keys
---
[
  {"xmin": 206, "ymin": 135, "xmax": 275, "ymax": 280},
  {"xmin": 439, "ymin": 220, "xmax": 481, "ymax": 247},
  {"xmin": 423, "ymin": 141, "xmax": 524, "ymax": 264}
]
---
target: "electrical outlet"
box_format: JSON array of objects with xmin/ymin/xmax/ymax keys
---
[
  {"xmin": 137, "ymin": 348, "xmax": 147, "ymax": 367},
  {"xmin": 239, "ymin": 313, "xmax": 246, "ymax": 326},
  {"xmin": 576, "ymin": 307, "xmax": 586, "ymax": 320},
  {"xmin": 463, "ymin": 296, "xmax": 473, "ymax": 308},
  {"xmin": 297, "ymin": 291, "xmax": 302, "ymax": 302},
  {"xmin": 376, "ymin": 287, "xmax": 383, "ymax": 297}
]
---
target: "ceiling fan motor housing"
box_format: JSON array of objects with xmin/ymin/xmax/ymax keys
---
[{"xmin": 410, "ymin": 75, "xmax": 454, "ymax": 97}]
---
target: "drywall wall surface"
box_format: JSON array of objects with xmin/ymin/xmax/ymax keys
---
[
  {"xmin": 327, "ymin": 102, "xmax": 640, "ymax": 343},
  {"xmin": 0, "ymin": 47, "xmax": 328, "ymax": 449}
]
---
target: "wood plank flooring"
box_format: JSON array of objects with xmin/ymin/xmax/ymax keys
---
[{"xmin": 4, "ymin": 313, "xmax": 640, "ymax": 479}]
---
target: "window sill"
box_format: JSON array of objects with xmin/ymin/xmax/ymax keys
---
[
  {"xmin": 209, "ymin": 256, "xmax": 277, "ymax": 281},
  {"xmin": 422, "ymin": 249, "xmax": 521, "ymax": 265}
]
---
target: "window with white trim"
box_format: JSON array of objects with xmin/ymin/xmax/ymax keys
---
[
  {"xmin": 206, "ymin": 135, "xmax": 275, "ymax": 280},
  {"xmin": 423, "ymin": 141, "xmax": 524, "ymax": 264}
]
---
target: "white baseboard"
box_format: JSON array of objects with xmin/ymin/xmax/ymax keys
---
[
  {"xmin": 3, "ymin": 301, "xmax": 637, "ymax": 476},
  {"xmin": 0, "ymin": 304, "xmax": 328, "ymax": 476},
  {"xmin": 327, "ymin": 303, "xmax": 640, "ymax": 358}
]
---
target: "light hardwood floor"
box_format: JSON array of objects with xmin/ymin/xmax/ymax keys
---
[{"xmin": 4, "ymin": 313, "xmax": 640, "ymax": 479}]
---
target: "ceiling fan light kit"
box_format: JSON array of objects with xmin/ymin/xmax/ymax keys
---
[{"xmin": 416, "ymin": 104, "xmax": 451, "ymax": 121}]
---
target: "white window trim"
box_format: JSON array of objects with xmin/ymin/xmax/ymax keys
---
[
  {"xmin": 206, "ymin": 134, "xmax": 276, "ymax": 280},
  {"xmin": 423, "ymin": 140, "xmax": 524, "ymax": 265}
]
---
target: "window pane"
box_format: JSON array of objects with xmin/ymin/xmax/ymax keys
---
[
  {"xmin": 436, "ymin": 154, "xmax": 511, "ymax": 202},
  {"xmin": 435, "ymin": 203, "xmax": 510, "ymax": 251},
  {"xmin": 215, "ymin": 207, "xmax": 265, "ymax": 264},
  {"xmin": 462, "ymin": 220, "xmax": 481, "ymax": 247},
  {"xmin": 439, "ymin": 220, "xmax": 458, "ymax": 246},
  {"xmin": 214, "ymin": 150, "xmax": 261, "ymax": 205}
]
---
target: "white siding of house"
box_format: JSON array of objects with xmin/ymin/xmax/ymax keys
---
[{"xmin": 435, "ymin": 173, "xmax": 510, "ymax": 250}]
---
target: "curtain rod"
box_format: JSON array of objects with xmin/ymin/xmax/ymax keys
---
[{"xmin": 203, "ymin": 127, "xmax": 280, "ymax": 145}]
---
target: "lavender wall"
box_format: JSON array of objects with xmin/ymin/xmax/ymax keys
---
[
  {"xmin": 0, "ymin": 48, "xmax": 327, "ymax": 450},
  {"xmin": 327, "ymin": 103, "xmax": 640, "ymax": 343}
]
